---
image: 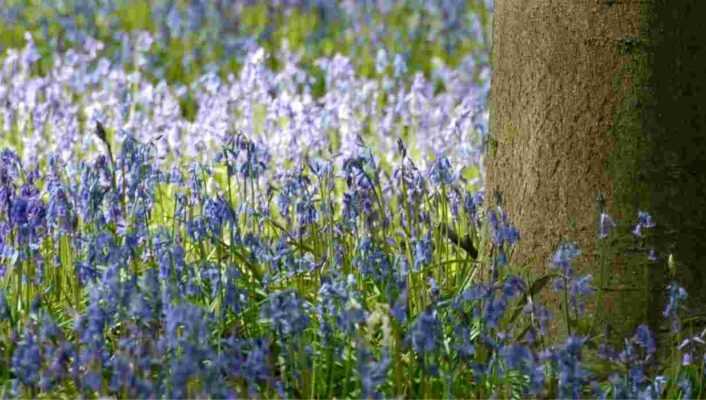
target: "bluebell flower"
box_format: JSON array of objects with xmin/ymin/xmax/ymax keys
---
[
  {"xmin": 391, "ymin": 287, "xmax": 408, "ymax": 324},
  {"xmin": 0, "ymin": 186, "xmax": 12, "ymax": 220},
  {"xmin": 358, "ymin": 346, "xmax": 391, "ymax": 399},
  {"xmin": 261, "ymin": 290, "xmax": 310, "ymax": 337},
  {"xmin": 633, "ymin": 324, "xmax": 656, "ymax": 354},
  {"xmin": 82, "ymin": 370, "xmax": 103, "ymax": 393},
  {"xmin": 12, "ymin": 333, "xmax": 42, "ymax": 388},
  {"xmin": 165, "ymin": 303, "xmax": 211, "ymax": 354},
  {"xmin": 393, "ymin": 159, "xmax": 428, "ymax": 209},
  {"xmin": 428, "ymin": 154, "xmax": 456, "ymax": 186},
  {"xmin": 169, "ymin": 353, "xmax": 199, "ymax": 399},
  {"xmin": 464, "ymin": 190, "xmax": 484, "ymax": 224},
  {"xmin": 448, "ymin": 187, "xmax": 463, "ymax": 217},
  {"xmin": 502, "ymin": 275, "xmax": 526, "ymax": 299},
  {"xmin": 488, "ymin": 208, "xmax": 519, "ymax": 247},
  {"xmin": 551, "ymin": 242, "xmax": 581, "ymax": 275},
  {"xmin": 499, "ymin": 343, "xmax": 545, "ymax": 394},
  {"xmin": 224, "ymin": 266, "xmax": 247, "ymax": 315},
  {"xmin": 569, "ymin": 274, "xmax": 594, "ymax": 315},
  {"xmin": 556, "ymin": 336, "xmax": 590, "ymax": 400},
  {"xmin": 483, "ymin": 295, "xmax": 508, "ymax": 329},
  {"xmin": 9, "ymin": 195, "xmax": 29, "ymax": 224},
  {"xmin": 308, "ymin": 158, "xmax": 334, "ymax": 182},
  {"xmin": 121, "ymin": 230, "xmax": 141, "ymax": 256},
  {"xmin": 393, "ymin": 53, "xmax": 407, "ymax": 78},
  {"xmin": 296, "ymin": 196, "xmax": 318, "ymax": 227},
  {"xmin": 186, "ymin": 217, "xmax": 207, "ymax": 241},
  {"xmin": 354, "ymin": 237, "xmax": 392, "ymax": 283},
  {"xmin": 22, "ymin": 196, "xmax": 46, "ymax": 247},
  {"xmin": 77, "ymin": 285, "xmax": 108, "ymax": 350},
  {"xmin": 39, "ymin": 313, "xmax": 62, "ymax": 342},
  {"xmin": 342, "ymin": 191, "xmax": 359, "ymax": 227},
  {"xmin": 462, "ymin": 283, "xmax": 491, "ymax": 302},
  {"xmin": 501, "ymin": 344, "xmax": 533, "ymax": 370},
  {"xmin": 108, "ymin": 355, "xmax": 136, "ymax": 394},
  {"xmin": 318, "ymin": 275, "xmax": 366, "ymax": 336},
  {"xmin": 242, "ymin": 338, "xmax": 272, "ymax": 389},
  {"xmin": 199, "ymin": 262, "xmax": 222, "ymax": 299},
  {"xmin": 375, "ymin": 48, "xmax": 387, "ymax": 75},
  {"xmin": 618, "ymin": 339, "xmax": 638, "ymax": 364},
  {"xmin": 653, "ymin": 376, "xmax": 668, "ymax": 396},
  {"xmin": 452, "ymin": 325, "xmax": 475, "ymax": 358},
  {"xmin": 677, "ymin": 336, "xmax": 706, "ymax": 372},
  {"xmin": 186, "ymin": 163, "xmax": 207, "ymax": 205},
  {"xmin": 678, "ymin": 377, "xmax": 692, "ymax": 399},
  {"xmin": 46, "ymin": 157, "xmax": 77, "ymax": 233},
  {"xmin": 129, "ymin": 292, "xmax": 154, "ymax": 324},
  {"xmin": 41, "ymin": 341, "xmax": 75, "ymax": 392},
  {"xmin": 682, "ymin": 352, "xmax": 693, "ymax": 366},
  {"xmin": 342, "ymin": 150, "xmax": 381, "ymax": 227},
  {"xmin": 393, "ymin": 255, "xmax": 409, "ymax": 286},
  {"xmin": 276, "ymin": 172, "xmax": 307, "ymax": 218},
  {"xmin": 629, "ymin": 365, "xmax": 646, "ymax": 387},
  {"xmin": 663, "ymin": 282, "xmax": 687, "ymax": 332},
  {"xmin": 408, "ymin": 307, "xmax": 441, "ymax": 355},
  {"xmin": 0, "ymin": 289, "xmax": 9, "ymax": 321},
  {"xmin": 413, "ymin": 233, "xmax": 433, "ymax": 271},
  {"xmin": 598, "ymin": 212, "xmax": 616, "ymax": 239},
  {"xmin": 203, "ymin": 196, "xmax": 233, "ymax": 236},
  {"xmin": 527, "ymin": 364, "xmax": 546, "ymax": 395},
  {"xmin": 75, "ymin": 261, "xmax": 99, "ymax": 285},
  {"xmin": 235, "ymin": 135, "xmax": 270, "ymax": 179},
  {"xmin": 632, "ymin": 211, "xmax": 655, "ymax": 237},
  {"xmin": 244, "ymin": 233, "xmax": 273, "ymax": 266},
  {"xmin": 0, "ymin": 149, "xmax": 21, "ymax": 186},
  {"xmin": 101, "ymin": 262, "xmax": 136, "ymax": 318},
  {"xmin": 523, "ymin": 302, "xmax": 552, "ymax": 335},
  {"xmin": 184, "ymin": 266, "xmax": 204, "ymax": 297},
  {"xmin": 338, "ymin": 299, "xmax": 366, "ymax": 335}
]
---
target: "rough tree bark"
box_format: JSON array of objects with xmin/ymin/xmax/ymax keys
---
[{"xmin": 486, "ymin": 0, "xmax": 706, "ymax": 344}]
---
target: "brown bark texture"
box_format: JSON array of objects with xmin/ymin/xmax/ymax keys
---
[{"xmin": 486, "ymin": 0, "xmax": 706, "ymax": 344}]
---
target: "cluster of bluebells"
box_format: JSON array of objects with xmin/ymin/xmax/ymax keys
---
[
  {"xmin": 0, "ymin": 81, "xmax": 696, "ymax": 398},
  {"xmin": 0, "ymin": 1, "xmax": 491, "ymax": 84},
  {"xmin": 0, "ymin": 2, "xmax": 703, "ymax": 399},
  {"xmin": 0, "ymin": 130, "xmax": 498, "ymax": 398},
  {"xmin": 0, "ymin": 133, "xmax": 702, "ymax": 398},
  {"xmin": 0, "ymin": 26, "xmax": 488, "ymax": 183}
]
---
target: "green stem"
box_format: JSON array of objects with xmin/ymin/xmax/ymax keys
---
[
  {"xmin": 342, "ymin": 346, "xmax": 353, "ymax": 398},
  {"xmin": 325, "ymin": 345, "xmax": 335, "ymax": 399},
  {"xmin": 563, "ymin": 276, "xmax": 572, "ymax": 336}
]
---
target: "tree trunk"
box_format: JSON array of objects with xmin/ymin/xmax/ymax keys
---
[{"xmin": 487, "ymin": 0, "xmax": 706, "ymax": 344}]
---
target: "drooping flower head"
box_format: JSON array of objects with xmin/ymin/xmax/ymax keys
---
[
  {"xmin": 632, "ymin": 211, "xmax": 655, "ymax": 237},
  {"xmin": 632, "ymin": 324, "xmax": 656, "ymax": 355},
  {"xmin": 663, "ymin": 282, "xmax": 688, "ymax": 332},
  {"xmin": 551, "ymin": 242, "xmax": 581, "ymax": 276},
  {"xmin": 598, "ymin": 212, "xmax": 616, "ymax": 239},
  {"xmin": 261, "ymin": 290, "xmax": 310, "ymax": 337},
  {"xmin": 428, "ymin": 154, "xmax": 456, "ymax": 186},
  {"xmin": 408, "ymin": 307, "xmax": 441, "ymax": 355}
]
